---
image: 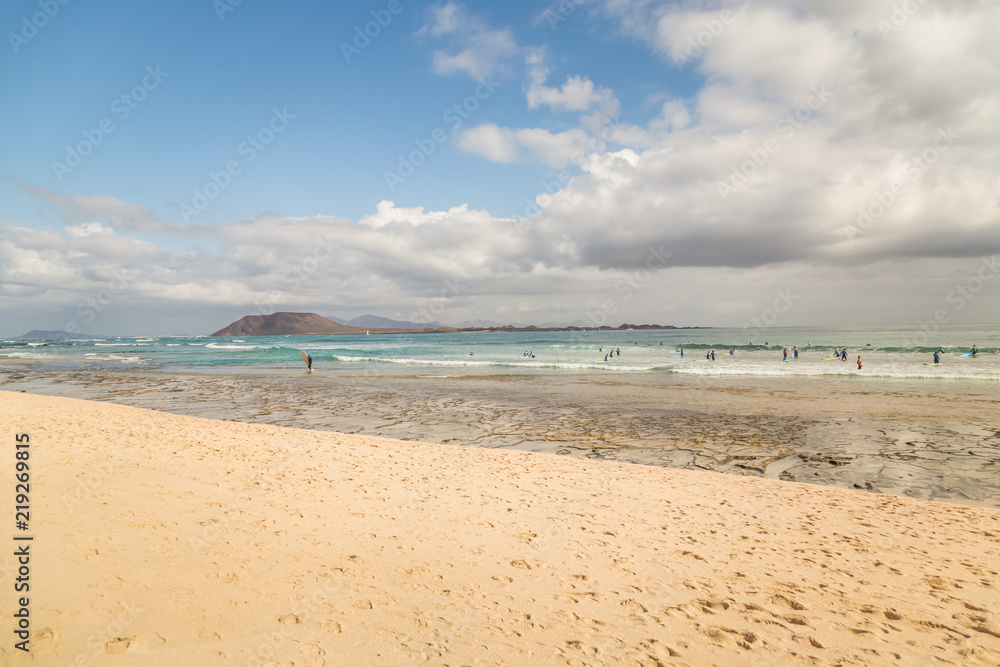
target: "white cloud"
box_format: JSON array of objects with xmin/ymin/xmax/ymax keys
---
[
  {"xmin": 359, "ymin": 200, "xmax": 497, "ymax": 228},
  {"xmin": 455, "ymin": 123, "xmax": 519, "ymax": 163},
  {"xmin": 515, "ymin": 127, "xmax": 592, "ymax": 168},
  {"xmin": 12, "ymin": 182, "xmax": 192, "ymax": 236},
  {"xmin": 420, "ymin": 2, "xmax": 521, "ymax": 78},
  {"xmin": 423, "ymin": 1, "xmax": 464, "ymax": 37},
  {"xmin": 64, "ymin": 222, "xmax": 112, "ymax": 238},
  {"xmin": 526, "ymin": 67, "xmax": 609, "ymax": 113},
  {"xmin": 456, "ymin": 124, "xmax": 593, "ymax": 168}
]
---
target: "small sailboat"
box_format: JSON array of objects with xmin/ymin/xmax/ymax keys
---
[{"xmin": 366, "ymin": 329, "xmax": 370, "ymax": 335}]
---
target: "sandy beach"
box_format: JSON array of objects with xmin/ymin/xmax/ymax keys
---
[{"xmin": 2, "ymin": 390, "xmax": 999, "ymax": 665}]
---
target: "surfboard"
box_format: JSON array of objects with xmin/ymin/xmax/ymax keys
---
[
  {"xmin": 924, "ymin": 363, "xmax": 942, "ymax": 366},
  {"xmin": 823, "ymin": 356, "xmax": 840, "ymax": 360},
  {"xmin": 961, "ymin": 351, "xmax": 973, "ymax": 357},
  {"xmin": 300, "ymin": 350, "xmax": 312, "ymax": 370}
]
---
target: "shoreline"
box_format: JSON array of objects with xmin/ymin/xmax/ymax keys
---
[
  {"xmin": 3, "ymin": 368, "xmax": 1000, "ymax": 508},
  {"xmin": 2, "ymin": 390, "xmax": 999, "ymax": 665}
]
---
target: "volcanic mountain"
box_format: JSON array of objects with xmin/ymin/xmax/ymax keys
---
[{"xmin": 211, "ymin": 312, "xmax": 367, "ymax": 336}]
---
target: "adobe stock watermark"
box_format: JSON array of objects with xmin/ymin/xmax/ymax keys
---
[
  {"xmin": 7, "ymin": 0, "xmax": 71, "ymax": 53},
  {"xmin": 878, "ymin": 0, "xmax": 931, "ymax": 38},
  {"xmin": 717, "ymin": 83, "xmax": 832, "ymax": 202},
  {"xmin": 63, "ymin": 270, "xmax": 133, "ymax": 335},
  {"xmin": 384, "ymin": 77, "xmax": 500, "ymax": 192},
  {"xmin": 671, "ymin": 0, "xmax": 751, "ymax": 71},
  {"xmin": 178, "ymin": 107, "xmax": 295, "ymax": 221},
  {"xmin": 586, "ymin": 246, "xmax": 673, "ymax": 327},
  {"xmin": 907, "ymin": 256, "xmax": 999, "ymax": 347},
  {"xmin": 542, "ymin": 0, "xmax": 586, "ymax": 30},
  {"xmin": 340, "ymin": 0, "xmax": 411, "ymax": 63},
  {"xmin": 213, "ymin": 0, "xmax": 243, "ymax": 21},
  {"xmin": 741, "ymin": 287, "xmax": 799, "ymax": 337},
  {"xmin": 52, "ymin": 66, "xmax": 169, "ymax": 182},
  {"xmin": 845, "ymin": 128, "xmax": 957, "ymax": 242}
]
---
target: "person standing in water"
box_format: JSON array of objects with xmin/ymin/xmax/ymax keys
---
[
  {"xmin": 793, "ymin": 346, "xmax": 798, "ymax": 359},
  {"xmin": 933, "ymin": 351, "xmax": 941, "ymax": 364},
  {"xmin": 972, "ymin": 345, "xmax": 978, "ymax": 357},
  {"xmin": 857, "ymin": 355, "xmax": 862, "ymax": 370},
  {"xmin": 711, "ymin": 350, "xmax": 716, "ymax": 361},
  {"xmin": 783, "ymin": 348, "xmax": 788, "ymax": 361}
]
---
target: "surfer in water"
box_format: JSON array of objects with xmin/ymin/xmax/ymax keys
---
[
  {"xmin": 300, "ymin": 350, "xmax": 313, "ymax": 371},
  {"xmin": 783, "ymin": 348, "xmax": 788, "ymax": 361},
  {"xmin": 933, "ymin": 351, "xmax": 941, "ymax": 364},
  {"xmin": 971, "ymin": 345, "xmax": 978, "ymax": 357}
]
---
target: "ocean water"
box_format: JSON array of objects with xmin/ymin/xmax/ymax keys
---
[{"xmin": 2, "ymin": 325, "xmax": 998, "ymax": 381}]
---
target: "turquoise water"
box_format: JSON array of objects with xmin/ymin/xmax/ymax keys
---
[{"xmin": 2, "ymin": 325, "xmax": 998, "ymax": 380}]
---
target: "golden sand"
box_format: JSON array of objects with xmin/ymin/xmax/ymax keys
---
[{"xmin": 2, "ymin": 391, "xmax": 999, "ymax": 665}]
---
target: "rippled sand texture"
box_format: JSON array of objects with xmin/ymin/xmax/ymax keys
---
[
  {"xmin": 3, "ymin": 391, "xmax": 1000, "ymax": 666},
  {"xmin": 4, "ymin": 369, "xmax": 999, "ymax": 508}
]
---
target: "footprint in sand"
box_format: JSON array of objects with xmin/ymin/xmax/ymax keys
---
[
  {"xmin": 621, "ymin": 599, "xmax": 648, "ymax": 613},
  {"xmin": 770, "ymin": 594, "xmax": 805, "ymax": 610},
  {"xmin": 105, "ymin": 637, "xmax": 134, "ymax": 654}
]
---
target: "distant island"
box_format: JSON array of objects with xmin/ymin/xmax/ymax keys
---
[
  {"xmin": 211, "ymin": 312, "xmax": 682, "ymax": 337},
  {"xmin": 12, "ymin": 330, "xmax": 106, "ymax": 341}
]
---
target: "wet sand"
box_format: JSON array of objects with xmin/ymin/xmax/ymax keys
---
[
  {"xmin": 2, "ymin": 390, "xmax": 999, "ymax": 666},
  {"xmin": 3, "ymin": 367, "xmax": 1000, "ymax": 508}
]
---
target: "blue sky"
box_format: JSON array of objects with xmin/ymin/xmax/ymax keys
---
[
  {"xmin": 1, "ymin": 0, "xmax": 999, "ymax": 335},
  {"xmin": 2, "ymin": 1, "xmax": 682, "ymax": 223}
]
